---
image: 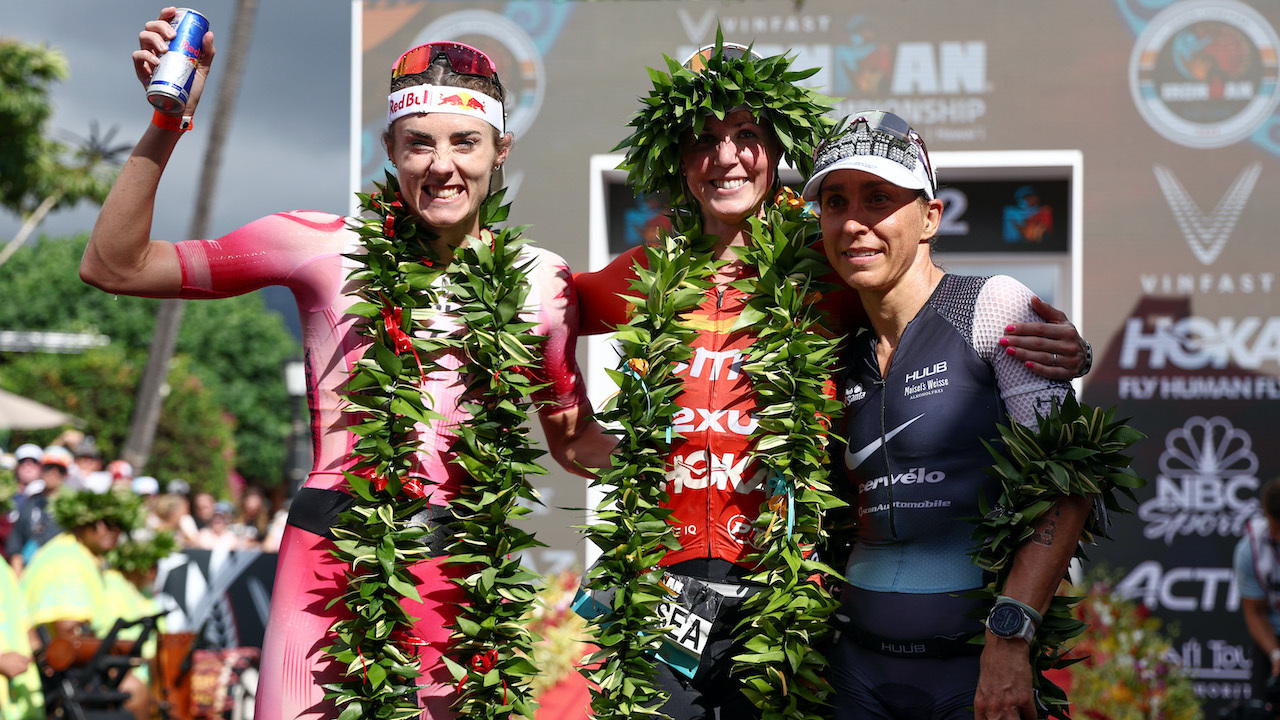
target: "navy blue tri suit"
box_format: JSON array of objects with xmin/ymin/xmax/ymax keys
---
[{"xmin": 830, "ymin": 273, "xmax": 1071, "ymax": 720}]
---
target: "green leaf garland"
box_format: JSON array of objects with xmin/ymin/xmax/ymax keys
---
[
  {"xmin": 107, "ymin": 529, "xmax": 178, "ymax": 575},
  {"xmin": 327, "ymin": 174, "xmax": 547, "ymax": 719},
  {"xmin": 50, "ymin": 487, "xmax": 144, "ymax": 532},
  {"xmin": 615, "ymin": 31, "xmax": 836, "ymax": 211},
  {"xmin": 577, "ymin": 225, "xmax": 717, "ymax": 718},
  {"xmin": 970, "ymin": 395, "xmax": 1146, "ymax": 719},
  {"xmin": 730, "ymin": 189, "xmax": 845, "ymax": 720},
  {"xmin": 441, "ymin": 196, "xmax": 547, "ymax": 719},
  {"xmin": 578, "ymin": 191, "xmax": 845, "ymax": 718}
]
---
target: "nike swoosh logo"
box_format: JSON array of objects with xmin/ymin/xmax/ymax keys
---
[{"xmin": 846, "ymin": 413, "xmax": 925, "ymax": 469}]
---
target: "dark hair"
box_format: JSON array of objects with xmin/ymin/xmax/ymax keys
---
[{"xmin": 1262, "ymin": 477, "xmax": 1280, "ymax": 519}]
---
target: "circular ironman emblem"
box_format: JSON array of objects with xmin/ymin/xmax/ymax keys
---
[
  {"xmin": 1129, "ymin": 0, "xmax": 1280, "ymax": 148},
  {"xmin": 411, "ymin": 10, "xmax": 544, "ymax": 139}
]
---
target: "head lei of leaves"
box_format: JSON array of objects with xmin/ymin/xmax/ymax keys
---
[
  {"xmin": 0, "ymin": 468, "xmax": 15, "ymax": 515},
  {"xmin": 107, "ymin": 530, "xmax": 178, "ymax": 574},
  {"xmin": 614, "ymin": 33, "xmax": 836, "ymax": 222},
  {"xmin": 50, "ymin": 488, "xmax": 144, "ymax": 533}
]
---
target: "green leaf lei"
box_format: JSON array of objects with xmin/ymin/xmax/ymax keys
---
[
  {"xmin": 440, "ymin": 197, "xmax": 548, "ymax": 720},
  {"xmin": 583, "ymin": 34, "xmax": 844, "ymax": 718},
  {"xmin": 730, "ymin": 190, "xmax": 845, "ymax": 719},
  {"xmin": 971, "ymin": 395, "xmax": 1146, "ymax": 719},
  {"xmin": 578, "ymin": 225, "xmax": 716, "ymax": 718},
  {"xmin": 326, "ymin": 174, "xmax": 546, "ymax": 720},
  {"xmin": 106, "ymin": 529, "xmax": 178, "ymax": 575},
  {"xmin": 615, "ymin": 31, "xmax": 834, "ymax": 206},
  {"xmin": 50, "ymin": 487, "xmax": 144, "ymax": 532}
]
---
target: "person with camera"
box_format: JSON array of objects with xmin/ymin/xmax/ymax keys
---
[{"xmin": 1236, "ymin": 477, "xmax": 1280, "ymax": 709}]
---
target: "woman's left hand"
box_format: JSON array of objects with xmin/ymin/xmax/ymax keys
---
[
  {"xmin": 974, "ymin": 636, "xmax": 1037, "ymax": 720},
  {"xmin": 1000, "ymin": 296, "xmax": 1089, "ymax": 381}
]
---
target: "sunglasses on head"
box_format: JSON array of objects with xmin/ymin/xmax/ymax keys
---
[
  {"xmin": 393, "ymin": 41, "xmax": 499, "ymax": 80},
  {"xmin": 845, "ymin": 111, "xmax": 935, "ymax": 191},
  {"xmin": 682, "ymin": 41, "xmax": 760, "ymax": 71}
]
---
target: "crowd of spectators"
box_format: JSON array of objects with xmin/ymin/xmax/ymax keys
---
[
  {"xmin": 0, "ymin": 431, "xmax": 289, "ymax": 720},
  {"xmin": 1, "ymin": 431, "xmax": 289, "ymax": 565}
]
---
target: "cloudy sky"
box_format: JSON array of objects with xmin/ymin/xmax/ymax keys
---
[{"xmin": 0, "ymin": 0, "xmax": 354, "ymax": 245}]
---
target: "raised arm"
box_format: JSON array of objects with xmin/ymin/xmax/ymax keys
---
[{"xmin": 80, "ymin": 9, "xmax": 215, "ymax": 297}]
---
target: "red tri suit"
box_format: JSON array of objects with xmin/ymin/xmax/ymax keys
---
[
  {"xmin": 576, "ymin": 246, "xmax": 860, "ymax": 569},
  {"xmin": 171, "ymin": 211, "xmax": 589, "ymax": 720}
]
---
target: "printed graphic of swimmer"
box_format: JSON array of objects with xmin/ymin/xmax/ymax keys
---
[
  {"xmin": 623, "ymin": 194, "xmax": 672, "ymax": 248},
  {"xmin": 1002, "ymin": 185, "xmax": 1053, "ymax": 243},
  {"xmin": 1172, "ymin": 24, "xmax": 1251, "ymax": 99},
  {"xmin": 833, "ymin": 17, "xmax": 892, "ymax": 96}
]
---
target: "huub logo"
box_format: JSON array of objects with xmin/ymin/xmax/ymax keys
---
[{"xmin": 1154, "ymin": 162, "xmax": 1261, "ymax": 266}]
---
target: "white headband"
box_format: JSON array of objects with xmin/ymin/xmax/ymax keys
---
[{"xmin": 387, "ymin": 85, "xmax": 505, "ymax": 134}]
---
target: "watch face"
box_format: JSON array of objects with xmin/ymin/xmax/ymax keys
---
[{"xmin": 989, "ymin": 604, "xmax": 1026, "ymax": 636}]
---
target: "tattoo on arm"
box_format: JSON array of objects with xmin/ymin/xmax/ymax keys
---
[{"xmin": 1031, "ymin": 507, "xmax": 1062, "ymax": 547}]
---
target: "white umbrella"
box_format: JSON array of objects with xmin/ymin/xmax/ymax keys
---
[{"xmin": 0, "ymin": 388, "xmax": 81, "ymax": 430}]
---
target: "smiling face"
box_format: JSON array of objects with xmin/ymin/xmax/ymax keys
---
[
  {"xmin": 386, "ymin": 112, "xmax": 510, "ymax": 245},
  {"xmin": 818, "ymin": 168, "xmax": 943, "ymax": 298},
  {"xmin": 679, "ymin": 109, "xmax": 780, "ymax": 239}
]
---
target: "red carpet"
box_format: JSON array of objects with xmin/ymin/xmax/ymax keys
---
[{"xmin": 534, "ymin": 671, "xmax": 592, "ymax": 719}]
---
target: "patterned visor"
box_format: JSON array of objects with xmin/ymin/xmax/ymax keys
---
[{"xmin": 801, "ymin": 110, "xmax": 936, "ymax": 201}]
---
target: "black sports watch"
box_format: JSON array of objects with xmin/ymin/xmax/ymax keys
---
[{"xmin": 985, "ymin": 600, "xmax": 1038, "ymax": 643}]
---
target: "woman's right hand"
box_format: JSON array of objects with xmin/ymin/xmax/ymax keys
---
[{"xmin": 132, "ymin": 7, "xmax": 216, "ymax": 116}]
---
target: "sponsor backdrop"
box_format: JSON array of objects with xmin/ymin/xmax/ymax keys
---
[{"xmin": 357, "ymin": 1, "xmax": 1280, "ymax": 712}]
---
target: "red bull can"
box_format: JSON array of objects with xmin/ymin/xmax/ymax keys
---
[{"xmin": 146, "ymin": 8, "xmax": 210, "ymax": 115}]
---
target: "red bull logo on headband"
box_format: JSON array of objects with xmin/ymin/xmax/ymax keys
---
[
  {"xmin": 387, "ymin": 85, "xmax": 504, "ymax": 134},
  {"xmin": 437, "ymin": 92, "xmax": 487, "ymax": 112}
]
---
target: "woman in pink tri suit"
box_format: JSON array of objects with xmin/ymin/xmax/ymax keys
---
[{"xmin": 82, "ymin": 11, "xmax": 614, "ymax": 719}]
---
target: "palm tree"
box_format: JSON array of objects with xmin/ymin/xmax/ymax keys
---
[{"xmin": 0, "ymin": 120, "xmax": 132, "ymax": 268}]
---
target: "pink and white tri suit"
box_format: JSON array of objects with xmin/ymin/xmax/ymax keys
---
[{"xmin": 172, "ymin": 211, "xmax": 589, "ymax": 719}]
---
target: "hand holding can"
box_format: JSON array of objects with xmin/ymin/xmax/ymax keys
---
[{"xmin": 144, "ymin": 8, "xmax": 211, "ymax": 115}]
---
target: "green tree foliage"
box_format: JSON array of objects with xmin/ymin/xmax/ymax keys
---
[
  {"xmin": 0, "ymin": 38, "xmax": 67, "ymax": 214},
  {"xmin": 0, "ymin": 234, "xmax": 299, "ymax": 491},
  {"xmin": 2, "ymin": 347, "xmax": 234, "ymax": 493},
  {"xmin": 0, "ymin": 39, "xmax": 122, "ymax": 217}
]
